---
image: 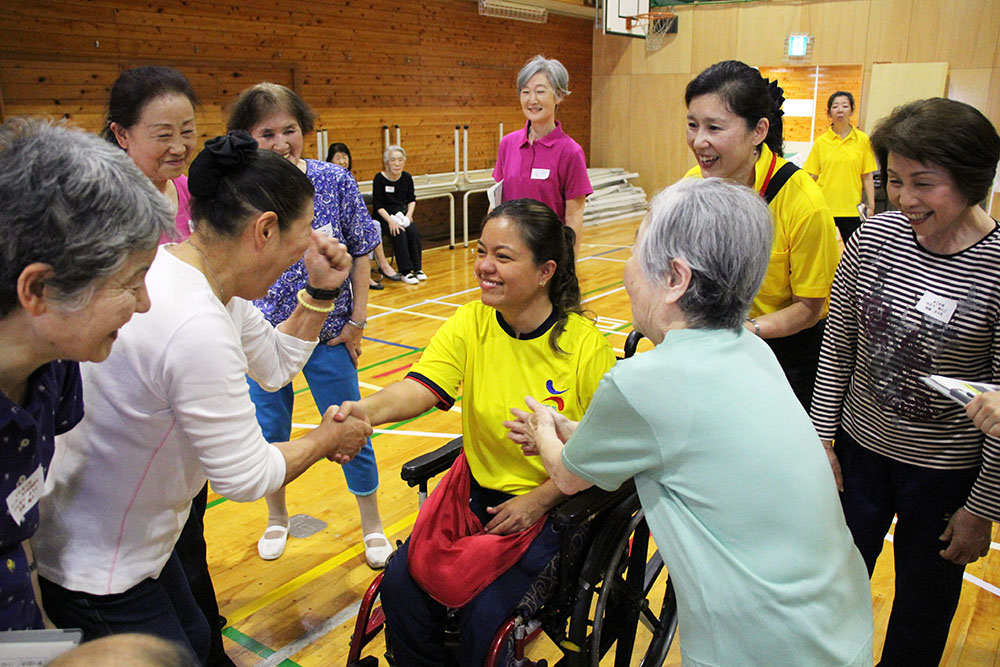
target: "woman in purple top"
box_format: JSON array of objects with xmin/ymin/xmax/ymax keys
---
[
  {"xmin": 102, "ymin": 66, "xmax": 198, "ymax": 243},
  {"xmin": 493, "ymin": 55, "xmax": 593, "ymax": 253},
  {"xmin": 228, "ymin": 83, "xmax": 391, "ymax": 569}
]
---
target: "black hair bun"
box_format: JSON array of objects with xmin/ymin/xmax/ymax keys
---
[
  {"xmin": 766, "ymin": 79, "xmax": 786, "ymax": 118},
  {"xmin": 189, "ymin": 130, "xmax": 258, "ymax": 198}
]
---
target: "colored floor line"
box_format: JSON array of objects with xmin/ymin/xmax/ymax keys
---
[
  {"xmin": 590, "ymin": 245, "xmax": 629, "ymax": 258},
  {"xmin": 292, "ymin": 348, "xmax": 423, "ymax": 396},
  {"xmin": 222, "ymin": 626, "xmax": 302, "ymax": 667},
  {"xmin": 223, "ymin": 511, "xmax": 419, "ymax": 626},
  {"xmin": 373, "ymin": 362, "xmax": 414, "ymax": 379},
  {"xmin": 582, "ymin": 279, "xmax": 623, "ymax": 296},
  {"xmin": 362, "ymin": 335, "xmax": 421, "ymax": 350}
]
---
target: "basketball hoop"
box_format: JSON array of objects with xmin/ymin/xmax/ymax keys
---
[{"xmin": 626, "ymin": 10, "xmax": 677, "ymax": 51}]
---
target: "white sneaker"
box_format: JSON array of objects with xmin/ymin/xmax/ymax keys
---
[
  {"xmin": 257, "ymin": 524, "xmax": 289, "ymax": 561},
  {"xmin": 401, "ymin": 272, "xmax": 419, "ymax": 285},
  {"xmin": 415, "ymin": 270, "xmax": 427, "ymax": 281}
]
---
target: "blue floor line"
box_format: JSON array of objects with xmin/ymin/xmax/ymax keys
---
[
  {"xmin": 588, "ymin": 245, "xmax": 629, "ymax": 258},
  {"xmin": 362, "ymin": 336, "xmax": 421, "ymax": 350}
]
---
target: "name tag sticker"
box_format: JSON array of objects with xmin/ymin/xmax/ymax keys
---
[
  {"xmin": 385, "ymin": 185, "xmax": 395, "ymax": 193},
  {"xmin": 530, "ymin": 168, "xmax": 550, "ymax": 180},
  {"xmin": 915, "ymin": 291, "xmax": 958, "ymax": 324},
  {"xmin": 315, "ymin": 222, "xmax": 334, "ymax": 237},
  {"xmin": 7, "ymin": 465, "xmax": 44, "ymax": 526}
]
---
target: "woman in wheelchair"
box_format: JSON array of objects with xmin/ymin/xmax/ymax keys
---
[
  {"xmin": 335, "ymin": 198, "xmax": 615, "ymax": 666},
  {"xmin": 512, "ymin": 178, "xmax": 875, "ymax": 666}
]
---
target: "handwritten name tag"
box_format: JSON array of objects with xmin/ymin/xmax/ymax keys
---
[
  {"xmin": 385, "ymin": 185, "xmax": 395, "ymax": 193},
  {"xmin": 315, "ymin": 222, "xmax": 334, "ymax": 237},
  {"xmin": 915, "ymin": 291, "xmax": 958, "ymax": 324},
  {"xmin": 7, "ymin": 465, "xmax": 44, "ymax": 526},
  {"xmin": 530, "ymin": 168, "xmax": 550, "ymax": 180}
]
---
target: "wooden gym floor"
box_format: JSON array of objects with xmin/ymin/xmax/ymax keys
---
[{"xmin": 205, "ymin": 215, "xmax": 1000, "ymax": 666}]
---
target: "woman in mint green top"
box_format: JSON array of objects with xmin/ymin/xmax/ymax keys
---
[{"xmin": 510, "ymin": 178, "xmax": 873, "ymax": 666}]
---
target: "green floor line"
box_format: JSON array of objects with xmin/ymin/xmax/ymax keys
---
[
  {"xmin": 293, "ymin": 347, "xmax": 425, "ymax": 396},
  {"xmin": 205, "ymin": 497, "xmax": 227, "ymax": 510},
  {"xmin": 583, "ymin": 279, "xmax": 624, "ymax": 296},
  {"xmin": 222, "ymin": 626, "xmax": 302, "ymax": 667}
]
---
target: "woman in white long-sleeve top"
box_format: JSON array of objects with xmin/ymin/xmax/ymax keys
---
[{"xmin": 33, "ymin": 131, "xmax": 371, "ymax": 663}]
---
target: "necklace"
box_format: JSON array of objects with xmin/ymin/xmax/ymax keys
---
[{"xmin": 187, "ymin": 239, "xmax": 226, "ymax": 302}]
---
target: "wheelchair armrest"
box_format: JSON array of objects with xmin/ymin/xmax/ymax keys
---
[
  {"xmin": 400, "ymin": 436, "xmax": 463, "ymax": 488},
  {"xmin": 549, "ymin": 479, "xmax": 637, "ymax": 530}
]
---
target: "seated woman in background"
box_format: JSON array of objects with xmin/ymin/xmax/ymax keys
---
[
  {"xmin": 513, "ymin": 177, "xmax": 874, "ymax": 667},
  {"xmin": 103, "ymin": 65, "xmax": 198, "ymax": 242},
  {"xmin": 335, "ymin": 199, "xmax": 616, "ymax": 666},
  {"xmin": 811, "ymin": 98, "xmax": 1000, "ymax": 666},
  {"xmin": 0, "ymin": 118, "xmax": 172, "ymax": 631},
  {"xmin": 33, "ymin": 132, "xmax": 370, "ymax": 662},
  {"xmin": 804, "ymin": 91, "xmax": 878, "ymax": 243},
  {"xmin": 227, "ymin": 83, "xmax": 390, "ymax": 568},
  {"xmin": 372, "ymin": 145, "xmax": 423, "ymax": 285},
  {"xmin": 684, "ymin": 60, "xmax": 840, "ymax": 410},
  {"xmin": 327, "ymin": 141, "xmax": 398, "ymax": 291}
]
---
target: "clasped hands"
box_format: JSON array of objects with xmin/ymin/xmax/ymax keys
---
[{"xmin": 505, "ymin": 395, "xmax": 577, "ymax": 455}]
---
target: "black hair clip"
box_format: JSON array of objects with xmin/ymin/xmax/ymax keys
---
[
  {"xmin": 188, "ymin": 130, "xmax": 258, "ymax": 198},
  {"xmin": 766, "ymin": 79, "xmax": 786, "ymax": 116}
]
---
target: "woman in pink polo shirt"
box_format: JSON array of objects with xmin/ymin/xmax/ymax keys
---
[{"xmin": 493, "ymin": 55, "xmax": 592, "ymax": 252}]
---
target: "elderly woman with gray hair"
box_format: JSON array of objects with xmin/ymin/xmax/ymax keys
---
[
  {"xmin": 493, "ymin": 55, "xmax": 592, "ymax": 251},
  {"xmin": 0, "ymin": 118, "xmax": 172, "ymax": 630},
  {"xmin": 510, "ymin": 178, "xmax": 874, "ymax": 666}
]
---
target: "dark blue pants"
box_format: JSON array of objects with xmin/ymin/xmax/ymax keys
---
[
  {"xmin": 39, "ymin": 550, "xmax": 211, "ymax": 665},
  {"xmin": 836, "ymin": 429, "xmax": 979, "ymax": 666},
  {"xmin": 175, "ymin": 485, "xmax": 234, "ymax": 666},
  {"xmin": 381, "ymin": 481, "xmax": 560, "ymax": 667},
  {"xmin": 765, "ymin": 318, "xmax": 825, "ymax": 411}
]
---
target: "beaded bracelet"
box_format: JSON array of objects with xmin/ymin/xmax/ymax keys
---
[{"xmin": 297, "ymin": 288, "xmax": 337, "ymax": 313}]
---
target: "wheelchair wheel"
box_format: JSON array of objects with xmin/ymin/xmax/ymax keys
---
[{"xmin": 566, "ymin": 505, "xmax": 677, "ymax": 667}]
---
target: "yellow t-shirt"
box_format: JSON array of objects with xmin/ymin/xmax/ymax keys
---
[
  {"xmin": 803, "ymin": 127, "xmax": 878, "ymax": 217},
  {"xmin": 408, "ymin": 302, "xmax": 616, "ymax": 495},
  {"xmin": 685, "ymin": 144, "xmax": 840, "ymax": 318}
]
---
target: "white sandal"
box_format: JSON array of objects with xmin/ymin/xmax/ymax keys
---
[
  {"xmin": 257, "ymin": 524, "xmax": 289, "ymax": 561},
  {"xmin": 363, "ymin": 532, "xmax": 393, "ymax": 569}
]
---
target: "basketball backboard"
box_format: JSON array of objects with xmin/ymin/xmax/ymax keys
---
[{"xmin": 603, "ymin": 0, "xmax": 649, "ymax": 38}]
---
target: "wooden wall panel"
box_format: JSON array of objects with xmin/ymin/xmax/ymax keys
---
[
  {"xmin": 948, "ymin": 69, "xmax": 995, "ymax": 117},
  {"xmin": 864, "ymin": 0, "xmax": 913, "ymax": 65},
  {"xmin": 802, "ymin": 0, "xmax": 870, "ymax": 65},
  {"xmin": 735, "ymin": 2, "xmax": 802, "ymax": 67},
  {"xmin": 589, "ymin": 74, "xmax": 631, "ymax": 169},
  {"xmin": 0, "ymin": 0, "xmax": 593, "ymax": 180},
  {"xmin": 690, "ymin": 5, "xmax": 739, "ymax": 74},
  {"xmin": 905, "ymin": 0, "xmax": 1000, "ymax": 70}
]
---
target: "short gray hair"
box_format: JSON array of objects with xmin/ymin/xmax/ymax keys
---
[
  {"xmin": 0, "ymin": 118, "xmax": 173, "ymax": 318},
  {"xmin": 516, "ymin": 55, "xmax": 571, "ymax": 98},
  {"xmin": 637, "ymin": 178, "xmax": 773, "ymax": 331},
  {"xmin": 383, "ymin": 145, "xmax": 406, "ymax": 163}
]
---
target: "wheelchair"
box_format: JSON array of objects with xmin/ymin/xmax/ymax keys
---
[{"xmin": 346, "ymin": 331, "xmax": 678, "ymax": 667}]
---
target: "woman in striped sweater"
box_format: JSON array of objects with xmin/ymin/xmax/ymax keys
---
[{"xmin": 810, "ymin": 98, "xmax": 1000, "ymax": 667}]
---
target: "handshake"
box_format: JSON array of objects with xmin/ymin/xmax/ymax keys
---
[{"xmin": 316, "ymin": 401, "xmax": 374, "ymax": 464}]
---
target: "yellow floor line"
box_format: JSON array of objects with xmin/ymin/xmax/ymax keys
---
[{"xmin": 224, "ymin": 511, "xmax": 418, "ymax": 626}]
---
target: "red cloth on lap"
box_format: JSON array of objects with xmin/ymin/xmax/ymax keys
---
[{"xmin": 407, "ymin": 450, "xmax": 547, "ymax": 608}]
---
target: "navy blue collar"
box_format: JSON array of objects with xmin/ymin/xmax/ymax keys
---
[{"xmin": 495, "ymin": 308, "xmax": 558, "ymax": 340}]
